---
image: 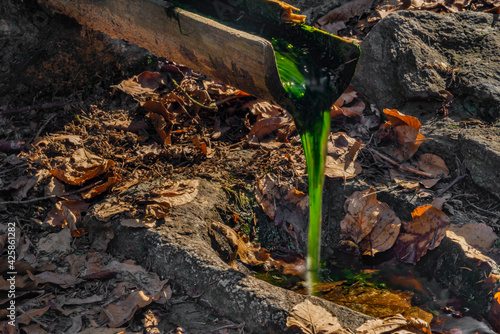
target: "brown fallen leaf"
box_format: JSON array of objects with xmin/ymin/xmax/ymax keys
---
[
  {"xmin": 286, "ymin": 300, "xmax": 349, "ymax": 334},
  {"xmin": 37, "ymin": 228, "xmax": 72, "ymax": 254},
  {"xmin": 383, "ymin": 109, "xmax": 425, "ymax": 161},
  {"xmin": 35, "ymin": 271, "xmax": 82, "ymax": 288},
  {"xmin": 145, "ymin": 204, "xmax": 170, "ymax": 219},
  {"xmin": 137, "ymin": 71, "xmax": 167, "ymax": 90},
  {"xmin": 17, "ymin": 306, "xmax": 50, "ymax": 326},
  {"xmin": 44, "ymin": 176, "xmax": 65, "ymax": 197},
  {"xmin": 100, "ymin": 290, "xmax": 156, "ymax": 327},
  {"xmin": 242, "ymin": 99, "xmax": 282, "ymax": 119},
  {"xmin": 147, "ymin": 179, "xmax": 199, "ymax": 207},
  {"xmin": 356, "ymin": 314, "xmax": 432, "ymax": 334},
  {"xmin": 210, "ymin": 221, "xmax": 305, "ymax": 275},
  {"xmin": 418, "ymin": 153, "xmax": 449, "ymax": 178},
  {"xmin": 82, "ymin": 172, "xmax": 120, "ymax": 199},
  {"xmin": 341, "ymin": 188, "xmax": 381, "ymax": 244},
  {"xmin": 191, "ymin": 135, "xmax": 209, "ymax": 155},
  {"xmin": 255, "ymin": 175, "xmax": 309, "ymax": 251},
  {"xmin": 146, "ymin": 111, "xmax": 171, "ymax": 146},
  {"xmin": 93, "ymin": 200, "xmax": 135, "ymax": 222},
  {"xmin": 325, "ymin": 132, "xmax": 362, "ymax": 179},
  {"xmin": 448, "ymin": 223, "xmax": 499, "ymax": 250},
  {"xmin": 45, "ymin": 200, "xmax": 90, "ymax": 229},
  {"xmin": 120, "ymin": 218, "xmax": 156, "ymax": 229},
  {"xmin": 50, "ymin": 148, "xmax": 114, "ymax": 186},
  {"xmin": 394, "ymin": 204, "xmax": 450, "ymax": 264}
]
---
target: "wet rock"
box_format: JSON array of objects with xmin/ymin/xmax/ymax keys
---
[
  {"xmin": 83, "ymin": 179, "xmax": 371, "ymax": 333},
  {"xmin": 416, "ymin": 230, "xmax": 500, "ymax": 313},
  {"xmin": 353, "ymin": 11, "xmax": 500, "ymax": 121}
]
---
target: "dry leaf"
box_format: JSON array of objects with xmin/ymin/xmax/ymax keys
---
[
  {"xmin": 341, "ymin": 188, "xmax": 401, "ymax": 256},
  {"xmin": 44, "ymin": 177, "xmax": 65, "ymax": 197},
  {"xmin": 356, "ymin": 314, "xmax": 432, "ymax": 333},
  {"xmin": 210, "ymin": 221, "xmax": 306, "ymax": 275},
  {"xmin": 101, "ymin": 290, "xmax": 156, "ymax": 327},
  {"xmin": 145, "ymin": 204, "xmax": 170, "ymax": 219},
  {"xmin": 82, "ymin": 172, "xmax": 120, "ymax": 199},
  {"xmin": 17, "ymin": 306, "xmax": 50, "ymax": 326},
  {"xmin": 37, "ymin": 228, "xmax": 72, "ymax": 254},
  {"xmin": 120, "ymin": 218, "xmax": 156, "ymax": 229},
  {"xmin": 50, "ymin": 148, "xmax": 114, "ymax": 185},
  {"xmin": 148, "ymin": 179, "xmax": 199, "ymax": 207},
  {"xmin": 45, "ymin": 200, "xmax": 90, "ymax": 228},
  {"xmin": 146, "ymin": 111, "xmax": 171, "ymax": 146},
  {"xmin": 286, "ymin": 300, "xmax": 348, "ymax": 334},
  {"xmin": 94, "ymin": 200, "xmax": 135, "ymax": 222},
  {"xmin": 360, "ymin": 201, "xmax": 402, "ymax": 256},
  {"xmin": 35, "ymin": 271, "xmax": 82, "ymax": 288},
  {"xmin": 242, "ymin": 100, "xmax": 282, "ymax": 119},
  {"xmin": 137, "ymin": 71, "xmax": 167, "ymax": 90},
  {"xmin": 418, "ymin": 154, "xmax": 449, "ymax": 178},
  {"xmin": 192, "ymin": 135, "xmax": 208, "ymax": 155},
  {"xmin": 395, "ymin": 204, "xmax": 450, "ymax": 264},
  {"xmin": 325, "ymin": 133, "xmax": 362, "ymax": 179},
  {"xmin": 341, "ymin": 189, "xmax": 381, "ymax": 243},
  {"xmin": 255, "ymin": 175, "xmax": 309, "ymax": 251},
  {"xmin": 383, "ymin": 109, "xmax": 425, "ymax": 161},
  {"xmin": 448, "ymin": 223, "xmax": 499, "ymax": 250}
]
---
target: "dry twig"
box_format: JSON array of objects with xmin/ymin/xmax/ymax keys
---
[{"xmin": 367, "ymin": 148, "xmax": 434, "ymax": 178}]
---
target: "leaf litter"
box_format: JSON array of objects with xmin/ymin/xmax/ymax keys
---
[{"xmin": 1, "ymin": 5, "xmax": 499, "ymax": 332}]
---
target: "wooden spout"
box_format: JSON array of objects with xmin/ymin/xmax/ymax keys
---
[{"xmin": 38, "ymin": 0, "xmax": 284, "ymax": 102}]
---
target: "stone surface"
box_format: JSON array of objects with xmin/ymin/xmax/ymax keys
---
[
  {"xmin": 353, "ymin": 11, "xmax": 500, "ymax": 121},
  {"xmin": 459, "ymin": 127, "xmax": 500, "ymax": 195},
  {"xmin": 83, "ymin": 179, "xmax": 372, "ymax": 333},
  {"xmin": 416, "ymin": 230, "xmax": 500, "ymax": 313}
]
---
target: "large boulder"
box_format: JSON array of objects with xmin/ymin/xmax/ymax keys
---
[{"xmin": 353, "ymin": 10, "xmax": 500, "ymax": 121}]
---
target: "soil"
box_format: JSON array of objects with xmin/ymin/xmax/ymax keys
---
[{"xmin": 1, "ymin": 1, "xmax": 500, "ymax": 334}]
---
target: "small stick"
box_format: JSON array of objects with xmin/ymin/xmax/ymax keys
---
[
  {"xmin": 367, "ymin": 148, "xmax": 434, "ymax": 178},
  {"xmin": 467, "ymin": 202, "xmax": 500, "ymax": 218},
  {"xmin": 435, "ymin": 174, "xmax": 467, "ymax": 198},
  {"xmin": 28, "ymin": 113, "xmax": 57, "ymax": 145},
  {"xmin": 0, "ymin": 181, "xmax": 99, "ymax": 205},
  {"xmin": 2, "ymin": 101, "xmax": 66, "ymax": 115}
]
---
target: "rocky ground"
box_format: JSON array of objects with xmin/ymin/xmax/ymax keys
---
[{"xmin": 1, "ymin": 0, "xmax": 500, "ymax": 333}]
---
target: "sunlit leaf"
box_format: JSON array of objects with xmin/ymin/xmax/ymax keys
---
[
  {"xmin": 82, "ymin": 172, "xmax": 120, "ymax": 199},
  {"xmin": 45, "ymin": 200, "xmax": 90, "ymax": 229},
  {"xmin": 100, "ymin": 290, "xmax": 156, "ymax": 327},
  {"xmin": 418, "ymin": 154, "xmax": 449, "ymax": 178},
  {"xmin": 50, "ymin": 148, "xmax": 114, "ymax": 185},
  {"xmin": 395, "ymin": 205, "xmax": 450, "ymax": 264},
  {"xmin": 286, "ymin": 300, "xmax": 348, "ymax": 334},
  {"xmin": 325, "ymin": 132, "xmax": 362, "ymax": 179}
]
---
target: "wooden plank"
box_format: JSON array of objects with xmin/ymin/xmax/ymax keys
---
[{"xmin": 39, "ymin": 0, "xmax": 284, "ymax": 102}]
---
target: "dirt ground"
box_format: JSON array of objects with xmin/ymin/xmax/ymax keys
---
[{"xmin": 1, "ymin": 1, "xmax": 500, "ymax": 334}]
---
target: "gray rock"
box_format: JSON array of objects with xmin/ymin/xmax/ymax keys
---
[
  {"xmin": 83, "ymin": 179, "xmax": 371, "ymax": 333},
  {"xmin": 459, "ymin": 127, "xmax": 500, "ymax": 194},
  {"xmin": 353, "ymin": 10, "xmax": 500, "ymax": 121}
]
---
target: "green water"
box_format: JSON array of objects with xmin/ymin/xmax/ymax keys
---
[{"xmin": 272, "ymin": 38, "xmax": 334, "ymax": 294}]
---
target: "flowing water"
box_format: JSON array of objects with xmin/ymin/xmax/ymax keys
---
[{"xmin": 272, "ymin": 36, "xmax": 336, "ymax": 293}]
